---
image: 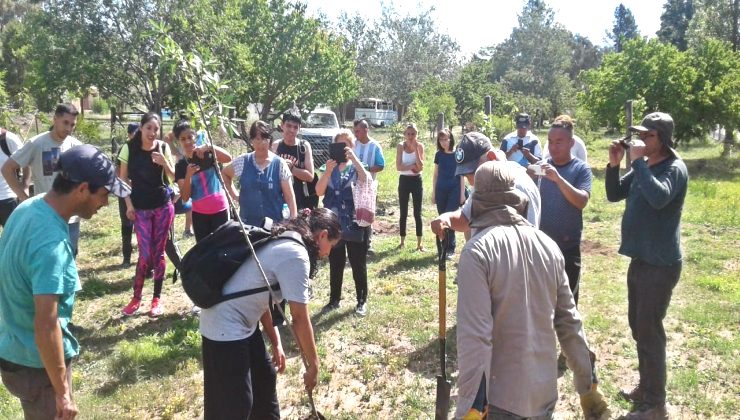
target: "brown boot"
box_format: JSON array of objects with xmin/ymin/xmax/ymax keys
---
[
  {"xmin": 618, "ymin": 385, "xmax": 644, "ymax": 403},
  {"xmin": 623, "ymin": 403, "xmax": 668, "ymax": 420}
]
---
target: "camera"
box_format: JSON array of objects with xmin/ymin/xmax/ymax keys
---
[
  {"xmin": 618, "ymin": 136, "xmax": 633, "ymax": 150},
  {"xmin": 189, "ymin": 150, "xmax": 215, "ymax": 170}
]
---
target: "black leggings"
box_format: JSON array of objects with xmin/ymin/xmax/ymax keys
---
[
  {"xmin": 118, "ymin": 198, "xmax": 134, "ymax": 263},
  {"xmin": 0, "ymin": 198, "xmax": 18, "ymax": 227},
  {"xmin": 328, "ymin": 232, "xmax": 369, "ymax": 304},
  {"xmin": 202, "ymin": 330, "xmax": 280, "ymax": 420},
  {"xmin": 192, "ymin": 210, "xmax": 230, "ymax": 242},
  {"xmin": 398, "ymin": 175, "xmax": 423, "ymax": 237}
]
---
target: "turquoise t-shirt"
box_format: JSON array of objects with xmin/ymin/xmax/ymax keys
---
[{"xmin": 0, "ymin": 195, "xmax": 81, "ymax": 368}]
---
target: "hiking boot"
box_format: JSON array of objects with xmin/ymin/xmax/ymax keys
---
[
  {"xmin": 619, "ymin": 385, "xmax": 645, "ymax": 403},
  {"xmin": 122, "ymin": 298, "xmax": 141, "ymax": 316},
  {"xmin": 623, "ymin": 403, "xmax": 668, "ymax": 420},
  {"xmin": 322, "ymin": 301, "xmax": 340, "ymax": 313},
  {"xmin": 149, "ymin": 298, "xmax": 163, "ymax": 318},
  {"xmin": 355, "ymin": 302, "xmax": 367, "ymax": 317}
]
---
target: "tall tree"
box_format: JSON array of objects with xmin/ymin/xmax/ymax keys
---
[
  {"xmin": 688, "ymin": 0, "xmax": 740, "ymax": 51},
  {"xmin": 228, "ymin": 0, "xmax": 359, "ymax": 119},
  {"xmin": 687, "ymin": 0, "xmax": 740, "ymax": 151},
  {"xmin": 657, "ymin": 0, "xmax": 695, "ymax": 50},
  {"xmin": 336, "ymin": 6, "xmax": 460, "ymax": 108},
  {"xmin": 568, "ymin": 34, "xmax": 603, "ymax": 81},
  {"xmin": 488, "ymin": 0, "xmax": 575, "ymax": 117},
  {"xmin": 609, "ymin": 3, "xmax": 640, "ymax": 52}
]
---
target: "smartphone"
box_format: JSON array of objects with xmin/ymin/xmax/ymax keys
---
[
  {"xmin": 329, "ymin": 143, "xmax": 347, "ymax": 163},
  {"xmin": 517, "ymin": 138, "xmax": 524, "ymax": 149}
]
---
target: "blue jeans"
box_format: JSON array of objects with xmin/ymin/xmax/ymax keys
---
[
  {"xmin": 435, "ymin": 183, "xmax": 460, "ymax": 253},
  {"xmin": 627, "ymin": 258, "xmax": 681, "ymax": 406}
]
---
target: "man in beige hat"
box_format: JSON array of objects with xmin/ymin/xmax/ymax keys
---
[
  {"xmin": 607, "ymin": 112, "xmax": 688, "ymax": 419},
  {"xmin": 454, "ymin": 160, "xmax": 607, "ymax": 420}
]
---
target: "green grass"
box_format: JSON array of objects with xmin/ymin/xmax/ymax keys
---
[{"xmin": 1, "ymin": 128, "xmax": 738, "ymax": 418}]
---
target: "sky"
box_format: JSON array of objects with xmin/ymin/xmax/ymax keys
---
[{"xmin": 303, "ymin": 0, "xmax": 665, "ymax": 56}]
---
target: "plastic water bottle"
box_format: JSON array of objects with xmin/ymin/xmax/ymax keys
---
[{"xmin": 281, "ymin": 203, "xmax": 290, "ymax": 220}]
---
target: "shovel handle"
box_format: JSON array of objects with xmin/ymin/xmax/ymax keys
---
[{"xmin": 437, "ymin": 232, "xmax": 448, "ymax": 374}]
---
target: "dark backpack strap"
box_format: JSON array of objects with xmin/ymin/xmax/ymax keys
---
[
  {"xmin": 218, "ymin": 283, "xmax": 281, "ymax": 304},
  {"xmin": 216, "ymin": 235, "xmax": 304, "ymax": 304},
  {"xmin": 0, "ymin": 130, "xmax": 10, "ymax": 157}
]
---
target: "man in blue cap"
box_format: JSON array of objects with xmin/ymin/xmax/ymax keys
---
[{"xmin": 0, "ymin": 145, "xmax": 130, "ymax": 419}]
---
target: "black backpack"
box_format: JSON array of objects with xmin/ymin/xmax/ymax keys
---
[{"xmin": 179, "ymin": 220, "xmax": 304, "ymax": 308}]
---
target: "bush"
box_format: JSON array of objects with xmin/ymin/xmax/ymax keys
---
[
  {"xmin": 92, "ymin": 98, "xmax": 109, "ymax": 114},
  {"xmin": 74, "ymin": 117, "xmax": 103, "ymax": 145}
]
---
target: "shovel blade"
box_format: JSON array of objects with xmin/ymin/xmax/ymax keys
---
[{"xmin": 435, "ymin": 375, "xmax": 452, "ymax": 420}]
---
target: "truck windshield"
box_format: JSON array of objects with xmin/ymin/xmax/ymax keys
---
[{"xmin": 306, "ymin": 113, "xmax": 338, "ymax": 128}]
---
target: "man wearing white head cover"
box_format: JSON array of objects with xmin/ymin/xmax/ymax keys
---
[
  {"xmin": 454, "ymin": 160, "xmax": 607, "ymax": 420},
  {"xmin": 430, "ymin": 131, "xmax": 540, "ymax": 241}
]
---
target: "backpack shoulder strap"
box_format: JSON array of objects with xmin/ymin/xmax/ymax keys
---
[
  {"xmin": 0, "ymin": 130, "xmax": 10, "ymax": 157},
  {"xmin": 216, "ymin": 234, "xmax": 304, "ymax": 304}
]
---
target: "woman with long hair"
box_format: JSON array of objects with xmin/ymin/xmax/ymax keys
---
[
  {"xmin": 431, "ymin": 128, "xmax": 464, "ymax": 257},
  {"xmin": 395, "ymin": 122, "xmax": 425, "ymax": 251},
  {"xmin": 118, "ymin": 112, "xmax": 176, "ymax": 317},
  {"xmin": 199, "ymin": 208, "xmax": 340, "ymax": 419},
  {"xmin": 316, "ymin": 130, "xmax": 372, "ymax": 316}
]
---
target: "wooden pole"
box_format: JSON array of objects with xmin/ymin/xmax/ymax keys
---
[
  {"xmin": 625, "ymin": 100, "xmax": 633, "ymax": 167},
  {"xmin": 484, "ymin": 96, "xmax": 492, "ymax": 116}
]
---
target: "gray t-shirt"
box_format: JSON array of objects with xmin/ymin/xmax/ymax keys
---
[
  {"xmin": 199, "ymin": 232, "xmax": 311, "ymax": 341},
  {"xmin": 11, "ymin": 132, "xmax": 82, "ymax": 223}
]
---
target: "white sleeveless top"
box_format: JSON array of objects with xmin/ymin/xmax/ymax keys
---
[{"xmin": 399, "ymin": 148, "xmax": 420, "ymax": 176}]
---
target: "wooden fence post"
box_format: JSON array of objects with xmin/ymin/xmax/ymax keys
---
[{"xmin": 625, "ymin": 100, "xmax": 633, "ymax": 168}]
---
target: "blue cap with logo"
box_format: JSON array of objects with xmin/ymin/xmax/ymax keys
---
[{"xmin": 55, "ymin": 145, "xmax": 131, "ymax": 197}]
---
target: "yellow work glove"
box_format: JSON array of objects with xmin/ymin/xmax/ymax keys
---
[
  {"xmin": 462, "ymin": 407, "xmax": 488, "ymax": 420},
  {"xmin": 580, "ymin": 386, "xmax": 610, "ymax": 420}
]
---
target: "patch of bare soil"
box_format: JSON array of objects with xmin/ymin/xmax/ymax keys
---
[{"xmin": 581, "ymin": 239, "xmax": 616, "ymax": 256}]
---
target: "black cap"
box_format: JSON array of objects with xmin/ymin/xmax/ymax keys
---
[
  {"xmin": 56, "ymin": 145, "xmax": 131, "ymax": 197},
  {"xmin": 127, "ymin": 123, "xmax": 139, "ymax": 135},
  {"xmin": 455, "ymin": 132, "xmax": 494, "ymax": 176},
  {"xmin": 515, "ymin": 113, "xmax": 531, "ymax": 128}
]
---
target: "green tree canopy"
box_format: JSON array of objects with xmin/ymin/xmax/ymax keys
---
[
  {"xmin": 657, "ymin": 0, "xmax": 695, "ymax": 51},
  {"xmin": 609, "ymin": 3, "xmax": 640, "ymax": 52}
]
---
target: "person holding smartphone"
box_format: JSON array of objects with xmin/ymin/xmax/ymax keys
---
[
  {"xmin": 316, "ymin": 130, "xmax": 372, "ymax": 316},
  {"xmin": 500, "ymin": 113, "xmax": 541, "ymax": 167}
]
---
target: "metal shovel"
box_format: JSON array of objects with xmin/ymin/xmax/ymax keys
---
[{"xmin": 435, "ymin": 234, "xmax": 451, "ymax": 420}]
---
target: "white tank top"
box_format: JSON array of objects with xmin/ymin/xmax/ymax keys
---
[{"xmin": 399, "ymin": 149, "xmax": 419, "ymax": 176}]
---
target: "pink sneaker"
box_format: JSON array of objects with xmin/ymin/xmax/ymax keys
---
[
  {"xmin": 149, "ymin": 298, "xmax": 163, "ymax": 318},
  {"xmin": 122, "ymin": 298, "xmax": 141, "ymax": 316}
]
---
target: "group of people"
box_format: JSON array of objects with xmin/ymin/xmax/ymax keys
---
[
  {"xmin": 431, "ymin": 112, "xmax": 687, "ymax": 420},
  {"xmin": 0, "ymin": 104, "xmax": 687, "ymax": 420}
]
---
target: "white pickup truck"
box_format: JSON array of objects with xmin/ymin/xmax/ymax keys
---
[{"xmin": 299, "ymin": 109, "xmax": 341, "ymax": 167}]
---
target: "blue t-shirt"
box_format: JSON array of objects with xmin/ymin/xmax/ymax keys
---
[
  {"xmin": 434, "ymin": 151, "xmax": 460, "ymax": 191},
  {"xmin": 0, "ymin": 196, "xmax": 81, "ymax": 368},
  {"xmin": 539, "ymin": 158, "xmax": 592, "ymax": 251}
]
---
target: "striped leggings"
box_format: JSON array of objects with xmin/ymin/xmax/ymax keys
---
[{"xmin": 132, "ymin": 202, "xmax": 175, "ymax": 299}]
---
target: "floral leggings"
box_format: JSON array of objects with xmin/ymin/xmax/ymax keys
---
[{"xmin": 132, "ymin": 202, "xmax": 175, "ymax": 299}]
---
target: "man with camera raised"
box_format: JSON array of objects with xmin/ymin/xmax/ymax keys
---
[{"xmin": 606, "ymin": 112, "xmax": 688, "ymax": 419}]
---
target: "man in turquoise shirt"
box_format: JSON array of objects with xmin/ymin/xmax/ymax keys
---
[{"xmin": 0, "ymin": 145, "xmax": 130, "ymax": 419}]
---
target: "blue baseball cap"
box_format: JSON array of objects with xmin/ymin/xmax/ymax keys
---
[{"xmin": 56, "ymin": 145, "xmax": 131, "ymax": 197}]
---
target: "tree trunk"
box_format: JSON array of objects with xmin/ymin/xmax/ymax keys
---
[{"xmin": 722, "ymin": 126, "xmax": 735, "ymax": 157}]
